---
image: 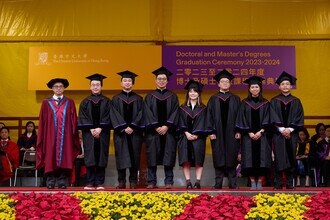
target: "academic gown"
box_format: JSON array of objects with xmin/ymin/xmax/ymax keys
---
[
  {"xmin": 0, "ymin": 140, "xmax": 19, "ymax": 182},
  {"xmin": 36, "ymin": 97, "xmax": 80, "ymax": 174},
  {"xmin": 270, "ymin": 94, "xmax": 304, "ymax": 171},
  {"xmin": 144, "ymin": 89, "xmax": 179, "ymax": 167},
  {"xmin": 78, "ymin": 94, "xmax": 114, "ymax": 168},
  {"xmin": 206, "ymin": 92, "xmax": 241, "ymax": 168},
  {"xmin": 111, "ymin": 91, "xmax": 144, "ymax": 170},
  {"xmin": 177, "ymin": 104, "xmax": 207, "ymax": 167},
  {"xmin": 235, "ymin": 98, "xmax": 272, "ymax": 175}
]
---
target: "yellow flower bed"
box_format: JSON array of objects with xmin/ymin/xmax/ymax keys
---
[
  {"xmin": 74, "ymin": 192, "xmax": 197, "ymax": 220},
  {"xmin": 245, "ymin": 193, "xmax": 309, "ymax": 220},
  {"xmin": 0, "ymin": 194, "xmax": 16, "ymax": 220}
]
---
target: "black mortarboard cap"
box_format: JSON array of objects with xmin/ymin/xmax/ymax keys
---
[
  {"xmin": 117, "ymin": 70, "xmax": 138, "ymax": 83},
  {"xmin": 184, "ymin": 80, "xmax": 204, "ymax": 92},
  {"xmin": 243, "ymin": 76, "xmax": 265, "ymax": 85},
  {"xmin": 152, "ymin": 66, "xmax": 173, "ymax": 79},
  {"xmin": 275, "ymin": 71, "xmax": 297, "ymax": 85},
  {"xmin": 47, "ymin": 78, "xmax": 69, "ymax": 89},
  {"xmin": 213, "ymin": 69, "xmax": 235, "ymax": 82},
  {"xmin": 86, "ymin": 73, "xmax": 107, "ymax": 85}
]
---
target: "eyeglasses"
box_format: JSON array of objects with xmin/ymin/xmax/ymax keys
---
[
  {"xmin": 156, "ymin": 77, "xmax": 167, "ymax": 81},
  {"xmin": 52, "ymin": 85, "xmax": 64, "ymax": 89},
  {"xmin": 219, "ymin": 80, "xmax": 230, "ymax": 84}
]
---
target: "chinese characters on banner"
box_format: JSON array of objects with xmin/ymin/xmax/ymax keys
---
[{"xmin": 162, "ymin": 46, "xmax": 295, "ymax": 90}]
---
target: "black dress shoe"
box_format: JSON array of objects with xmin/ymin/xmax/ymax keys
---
[
  {"xmin": 274, "ymin": 185, "xmax": 283, "ymax": 190},
  {"xmin": 213, "ymin": 184, "xmax": 222, "ymax": 189},
  {"xmin": 194, "ymin": 182, "xmax": 201, "ymax": 189},
  {"xmin": 47, "ymin": 185, "xmax": 55, "ymax": 189},
  {"xmin": 59, "ymin": 185, "xmax": 67, "ymax": 189},
  {"xmin": 286, "ymin": 185, "xmax": 294, "ymax": 189},
  {"xmin": 186, "ymin": 181, "xmax": 193, "ymax": 189}
]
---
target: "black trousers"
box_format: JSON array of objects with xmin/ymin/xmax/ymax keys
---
[
  {"xmin": 215, "ymin": 166, "xmax": 237, "ymax": 188},
  {"xmin": 147, "ymin": 166, "xmax": 174, "ymax": 185},
  {"xmin": 86, "ymin": 166, "xmax": 105, "ymax": 186},
  {"xmin": 274, "ymin": 167, "xmax": 295, "ymax": 187},
  {"xmin": 46, "ymin": 168, "xmax": 70, "ymax": 187},
  {"xmin": 117, "ymin": 168, "xmax": 138, "ymax": 184}
]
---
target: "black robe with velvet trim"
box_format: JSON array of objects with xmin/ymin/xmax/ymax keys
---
[
  {"xmin": 78, "ymin": 94, "xmax": 115, "ymax": 167},
  {"xmin": 111, "ymin": 91, "xmax": 144, "ymax": 170},
  {"xmin": 177, "ymin": 104, "xmax": 207, "ymax": 167},
  {"xmin": 235, "ymin": 98, "xmax": 272, "ymax": 176},
  {"xmin": 144, "ymin": 89, "xmax": 179, "ymax": 167},
  {"xmin": 206, "ymin": 92, "xmax": 241, "ymax": 168},
  {"xmin": 270, "ymin": 94, "xmax": 304, "ymax": 171}
]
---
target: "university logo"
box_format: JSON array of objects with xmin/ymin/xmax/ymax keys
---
[{"xmin": 38, "ymin": 52, "xmax": 49, "ymax": 65}]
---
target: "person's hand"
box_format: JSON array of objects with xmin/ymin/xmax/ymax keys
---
[
  {"xmin": 29, "ymin": 147, "xmax": 35, "ymax": 151},
  {"xmin": 125, "ymin": 127, "xmax": 134, "ymax": 135},
  {"xmin": 210, "ymin": 134, "xmax": 217, "ymax": 140},
  {"xmin": 77, "ymin": 154, "xmax": 84, "ymax": 159},
  {"xmin": 282, "ymin": 128, "xmax": 291, "ymax": 139},
  {"xmin": 91, "ymin": 128, "xmax": 102, "ymax": 139},
  {"xmin": 237, "ymin": 153, "xmax": 241, "ymax": 162},
  {"xmin": 249, "ymin": 132, "xmax": 256, "ymax": 140},
  {"xmin": 158, "ymin": 126, "xmax": 169, "ymax": 135},
  {"xmin": 254, "ymin": 131, "xmax": 262, "ymax": 140},
  {"xmin": 272, "ymin": 151, "xmax": 275, "ymax": 161},
  {"xmin": 235, "ymin": 132, "xmax": 241, "ymax": 139},
  {"xmin": 185, "ymin": 132, "xmax": 197, "ymax": 141}
]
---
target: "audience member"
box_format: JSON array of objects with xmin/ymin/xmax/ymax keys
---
[{"xmin": 0, "ymin": 127, "xmax": 19, "ymax": 183}]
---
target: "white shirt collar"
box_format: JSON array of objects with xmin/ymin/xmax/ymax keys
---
[{"xmin": 53, "ymin": 95, "xmax": 63, "ymax": 100}]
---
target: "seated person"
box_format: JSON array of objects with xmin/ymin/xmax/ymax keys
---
[
  {"xmin": 17, "ymin": 121, "xmax": 37, "ymax": 165},
  {"xmin": 316, "ymin": 125, "xmax": 330, "ymax": 186},
  {"xmin": 311, "ymin": 123, "xmax": 325, "ymax": 143},
  {"xmin": 295, "ymin": 128, "xmax": 313, "ymax": 187},
  {"xmin": 0, "ymin": 127, "xmax": 19, "ymax": 183},
  {"xmin": 71, "ymin": 130, "xmax": 86, "ymax": 187}
]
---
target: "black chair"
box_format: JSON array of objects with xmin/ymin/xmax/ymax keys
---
[{"xmin": 14, "ymin": 150, "xmax": 37, "ymax": 186}]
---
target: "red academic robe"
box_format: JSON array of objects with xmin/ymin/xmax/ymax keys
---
[
  {"xmin": 36, "ymin": 96, "xmax": 80, "ymax": 174},
  {"xmin": 0, "ymin": 140, "xmax": 19, "ymax": 182}
]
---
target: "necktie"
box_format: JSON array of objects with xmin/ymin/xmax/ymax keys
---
[{"xmin": 57, "ymin": 97, "xmax": 61, "ymax": 107}]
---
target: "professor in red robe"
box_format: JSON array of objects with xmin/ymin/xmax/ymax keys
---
[
  {"xmin": 36, "ymin": 78, "xmax": 80, "ymax": 189},
  {"xmin": 0, "ymin": 127, "xmax": 19, "ymax": 183}
]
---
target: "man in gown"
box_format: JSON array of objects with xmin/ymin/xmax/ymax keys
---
[
  {"xmin": 78, "ymin": 74, "xmax": 114, "ymax": 190},
  {"xmin": 144, "ymin": 67, "xmax": 179, "ymax": 189},
  {"xmin": 270, "ymin": 71, "xmax": 304, "ymax": 189},
  {"xmin": 111, "ymin": 70, "xmax": 144, "ymax": 189},
  {"xmin": 206, "ymin": 69, "xmax": 241, "ymax": 189},
  {"xmin": 37, "ymin": 78, "xmax": 80, "ymax": 189},
  {"xmin": 0, "ymin": 127, "xmax": 19, "ymax": 183}
]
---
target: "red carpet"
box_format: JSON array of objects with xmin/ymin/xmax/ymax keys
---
[{"xmin": 1, "ymin": 187, "xmax": 329, "ymax": 194}]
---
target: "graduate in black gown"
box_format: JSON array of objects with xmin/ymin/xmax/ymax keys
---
[
  {"xmin": 111, "ymin": 70, "xmax": 144, "ymax": 189},
  {"xmin": 235, "ymin": 76, "xmax": 272, "ymax": 190},
  {"xmin": 206, "ymin": 69, "xmax": 241, "ymax": 189},
  {"xmin": 144, "ymin": 67, "xmax": 179, "ymax": 189},
  {"xmin": 178, "ymin": 80, "xmax": 207, "ymax": 189},
  {"xmin": 270, "ymin": 71, "xmax": 304, "ymax": 189},
  {"xmin": 78, "ymin": 74, "xmax": 113, "ymax": 190}
]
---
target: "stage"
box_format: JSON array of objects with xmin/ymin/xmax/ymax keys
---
[{"xmin": 0, "ymin": 186, "xmax": 328, "ymax": 196}]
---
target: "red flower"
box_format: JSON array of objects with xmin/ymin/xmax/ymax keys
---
[
  {"xmin": 10, "ymin": 193, "xmax": 88, "ymax": 220},
  {"xmin": 304, "ymin": 191, "xmax": 330, "ymax": 220},
  {"xmin": 174, "ymin": 194, "xmax": 255, "ymax": 220}
]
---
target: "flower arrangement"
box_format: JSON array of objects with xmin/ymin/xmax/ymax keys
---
[
  {"xmin": 303, "ymin": 191, "xmax": 330, "ymax": 220},
  {"xmin": 74, "ymin": 192, "xmax": 196, "ymax": 220},
  {"xmin": 1, "ymin": 191, "xmax": 330, "ymax": 219},
  {"xmin": 174, "ymin": 193, "xmax": 255, "ymax": 220},
  {"xmin": 0, "ymin": 194, "xmax": 16, "ymax": 220},
  {"xmin": 9, "ymin": 192, "xmax": 88, "ymax": 220},
  {"xmin": 245, "ymin": 193, "xmax": 309, "ymax": 220}
]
